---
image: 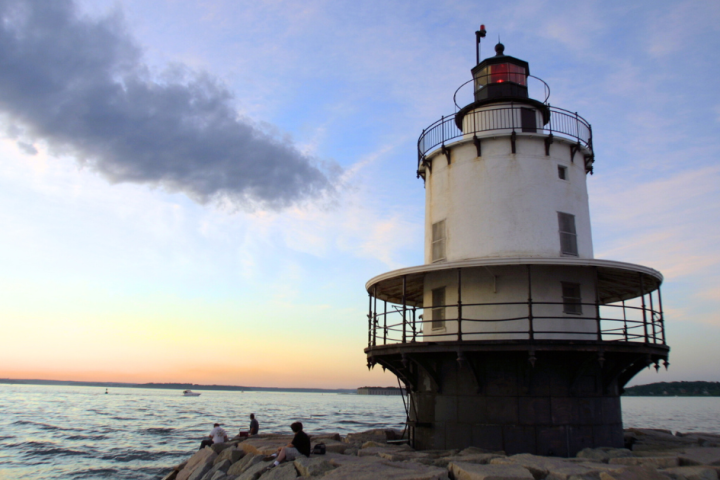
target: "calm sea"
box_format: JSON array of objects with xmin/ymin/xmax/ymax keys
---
[{"xmin": 1, "ymin": 384, "xmax": 719, "ymax": 480}]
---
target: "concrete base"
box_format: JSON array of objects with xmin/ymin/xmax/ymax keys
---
[{"xmin": 367, "ymin": 341, "xmax": 669, "ymax": 456}]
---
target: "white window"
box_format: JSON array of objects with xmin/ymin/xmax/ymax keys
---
[
  {"xmin": 557, "ymin": 212, "xmax": 578, "ymax": 256},
  {"xmin": 558, "ymin": 165, "xmax": 568, "ymax": 180},
  {"xmin": 431, "ymin": 287, "xmax": 446, "ymax": 330},
  {"xmin": 431, "ymin": 220, "xmax": 446, "ymax": 262},
  {"xmin": 562, "ymin": 282, "xmax": 582, "ymax": 315}
]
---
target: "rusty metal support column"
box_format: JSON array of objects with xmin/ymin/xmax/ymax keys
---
[
  {"xmin": 527, "ymin": 265, "xmax": 534, "ymax": 341},
  {"xmin": 594, "ymin": 266, "xmax": 602, "ymax": 341},
  {"xmin": 457, "ymin": 268, "xmax": 463, "ymax": 342},
  {"xmin": 658, "ymin": 287, "xmax": 666, "ymax": 345},
  {"xmin": 402, "ymin": 275, "xmax": 407, "ymax": 344},
  {"xmin": 383, "ymin": 300, "xmax": 387, "ymax": 345},
  {"xmin": 640, "ymin": 273, "xmax": 649, "ymax": 343}
]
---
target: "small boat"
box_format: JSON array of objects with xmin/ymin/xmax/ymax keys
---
[{"xmin": 183, "ymin": 390, "xmax": 201, "ymax": 397}]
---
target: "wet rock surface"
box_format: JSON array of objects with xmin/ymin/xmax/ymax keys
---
[{"xmin": 165, "ymin": 428, "xmax": 720, "ymax": 479}]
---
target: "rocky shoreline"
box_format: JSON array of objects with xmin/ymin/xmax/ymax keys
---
[{"xmin": 163, "ymin": 428, "xmax": 720, "ymax": 480}]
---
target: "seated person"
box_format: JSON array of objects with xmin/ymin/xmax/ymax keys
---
[
  {"xmin": 266, "ymin": 422, "xmax": 310, "ymax": 467},
  {"xmin": 249, "ymin": 413, "xmax": 259, "ymax": 436},
  {"xmin": 199, "ymin": 423, "xmax": 228, "ymax": 450}
]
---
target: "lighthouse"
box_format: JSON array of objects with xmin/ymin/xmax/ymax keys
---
[{"xmin": 363, "ymin": 31, "xmax": 669, "ymax": 456}]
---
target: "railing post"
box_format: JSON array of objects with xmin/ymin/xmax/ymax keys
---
[
  {"xmin": 367, "ymin": 291, "xmax": 373, "ymax": 348},
  {"xmin": 457, "ymin": 268, "xmax": 463, "ymax": 342},
  {"xmin": 402, "ymin": 275, "xmax": 407, "ymax": 344},
  {"xmin": 373, "ymin": 285, "xmax": 378, "ymax": 347},
  {"xmin": 658, "ymin": 287, "xmax": 666, "ymax": 345},
  {"xmin": 648, "ymin": 287, "xmax": 657, "ymax": 344},
  {"xmin": 575, "ymin": 112, "xmax": 580, "ymax": 140},
  {"xmin": 594, "ymin": 267, "xmax": 602, "ymax": 341},
  {"xmin": 412, "ymin": 307, "xmax": 417, "ymax": 342},
  {"xmin": 622, "ymin": 300, "xmax": 629, "ymax": 341},
  {"xmin": 383, "ymin": 300, "xmax": 388, "ymax": 345},
  {"xmin": 527, "ymin": 265, "xmax": 534, "ymax": 341},
  {"xmin": 639, "ymin": 273, "xmax": 649, "ymax": 343}
]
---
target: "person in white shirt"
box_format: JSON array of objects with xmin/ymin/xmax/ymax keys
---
[{"xmin": 199, "ymin": 423, "xmax": 228, "ymax": 449}]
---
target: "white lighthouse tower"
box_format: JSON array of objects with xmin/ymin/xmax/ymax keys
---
[{"xmin": 363, "ymin": 32, "xmax": 669, "ymax": 455}]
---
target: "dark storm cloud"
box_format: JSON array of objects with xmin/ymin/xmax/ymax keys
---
[{"xmin": 0, "ymin": 0, "xmax": 335, "ymax": 208}]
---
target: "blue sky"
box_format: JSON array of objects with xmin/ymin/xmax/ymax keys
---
[{"xmin": 0, "ymin": 0, "xmax": 718, "ymax": 388}]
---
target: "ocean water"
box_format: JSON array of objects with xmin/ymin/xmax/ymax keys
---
[
  {"xmin": 1, "ymin": 385, "xmax": 719, "ymax": 480},
  {"xmin": 0, "ymin": 385, "xmax": 406, "ymax": 480}
]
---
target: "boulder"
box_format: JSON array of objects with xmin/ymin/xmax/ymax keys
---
[
  {"xmin": 241, "ymin": 438, "xmax": 291, "ymax": 456},
  {"xmin": 323, "ymin": 460, "xmax": 448, "ymax": 479},
  {"xmin": 215, "ymin": 447, "xmax": 245, "ymax": 466},
  {"xmin": 460, "ymin": 447, "xmax": 497, "ymax": 456},
  {"xmin": 312, "ymin": 433, "xmax": 342, "ymax": 442},
  {"xmin": 362, "ymin": 441, "xmax": 388, "ymax": 449},
  {"xmin": 679, "ymin": 448, "xmax": 720, "ymax": 466},
  {"xmin": 236, "ymin": 459, "xmax": 272, "ymax": 480},
  {"xmin": 490, "ymin": 454, "xmax": 576, "ymax": 479},
  {"xmin": 293, "ymin": 456, "xmax": 336, "ymax": 477},
  {"xmin": 378, "ymin": 451, "xmax": 433, "ymax": 462},
  {"xmin": 433, "ymin": 454, "xmax": 503, "ymax": 468},
  {"xmin": 577, "ymin": 447, "xmax": 634, "ymax": 463},
  {"xmin": 599, "ymin": 466, "xmax": 673, "ymax": 480},
  {"xmin": 201, "ymin": 460, "xmax": 231, "ymax": 480},
  {"xmin": 359, "ymin": 445, "xmax": 413, "ymax": 457},
  {"xmin": 261, "ymin": 462, "xmax": 299, "ymax": 480},
  {"xmin": 228, "ymin": 454, "xmax": 265, "ymax": 477},
  {"xmin": 324, "ymin": 452, "xmax": 385, "ymax": 468},
  {"xmin": 188, "ymin": 460, "xmax": 216, "ymax": 480},
  {"xmin": 661, "ymin": 466, "xmax": 719, "ymax": 480},
  {"xmin": 212, "ymin": 443, "xmax": 235, "ymax": 454},
  {"xmin": 609, "ymin": 456, "xmax": 680, "ymax": 468},
  {"xmin": 178, "ymin": 449, "xmax": 218, "ymax": 480},
  {"xmin": 343, "ymin": 429, "xmax": 392, "ymax": 445},
  {"xmin": 628, "ymin": 429, "xmax": 701, "ymax": 451},
  {"xmin": 449, "ymin": 461, "xmax": 534, "ymax": 480},
  {"xmin": 321, "ymin": 441, "xmax": 351, "ymax": 454}
]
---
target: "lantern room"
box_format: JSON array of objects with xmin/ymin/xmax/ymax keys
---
[{"xmin": 472, "ymin": 43, "xmax": 530, "ymax": 103}]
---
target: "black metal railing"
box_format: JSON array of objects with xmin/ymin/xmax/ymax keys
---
[
  {"xmin": 417, "ymin": 105, "xmax": 593, "ymax": 167},
  {"xmin": 367, "ymin": 298, "xmax": 665, "ymax": 348}
]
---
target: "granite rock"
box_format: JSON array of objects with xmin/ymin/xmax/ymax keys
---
[
  {"xmin": 188, "ymin": 460, "xmax": 215, "ymax": 480},
  {"xmin": 660, "ymin": 466, "xmax": 719, "ymax": 480},
  {"xmin": 228, "ymin": 454, "xmax": 264, "ymax": 477},
  {"xmin": 261, "ymin": 462, "xmax": 299, "ymax": 480},
  {"xmin": 449, "ymin": 461, "xmax": 534, "ymax": 480},
  {"xmin": 215, "ymin": 447, "xmax": 245, "ymax": 466},
  {"xmin": 293, "ymin": 456, "xmax": 335, "ymax": 477},
  {"xmin": 201, "ymin": 460, "xmax": 231, "ymax": 480},
  {"xmin": 432, "ymin": 453, "xmax": 503, "ymax": 468},
  {"xmin": 679, "ymin": 448, "xmax": 720, "ymax": 466},
  {"xmin": 178, "ymin": 449, "xmax": 218, "ymax": 480},
  {"xmin": 576, "ymin": 447, "xmax": 634, "ymax": 463},
  {"xmin": 236, "ymin": 459, "xmax": 272, "ymax": 480},
  {"xmin": 599, "ymin": 465, "xmax": 673, "ymax": 480},
  {"xmin": 609, "ymin": 456, "xmax": 680, "ymax": 468},
  {"xmin": 323, "ymin": 460, "xmax": 448, "ymax": 479}
]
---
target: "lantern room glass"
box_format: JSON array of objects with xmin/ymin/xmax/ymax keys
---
[{"xmin": 475, "ymin": 63, "xmax": 527, "ymax": 92}]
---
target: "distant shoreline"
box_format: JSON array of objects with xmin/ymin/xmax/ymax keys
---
[{"xmin": 0, "ymin": 378, "xmax": 356, "ymax": 395}]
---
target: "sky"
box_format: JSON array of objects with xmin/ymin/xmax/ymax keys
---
[{"xmin": 0, "ymin": 0, "xmax": 718, "ymax": 389}]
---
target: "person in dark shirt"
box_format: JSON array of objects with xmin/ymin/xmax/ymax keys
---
[
  {"xmin": 249, "ymin": 413, "xmax": 259, "ymax": 436},
  {"xmin": 266, "ymin": 421, "xmax": 310, "ymax": 467}
]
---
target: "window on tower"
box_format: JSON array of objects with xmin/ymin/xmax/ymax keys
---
[
  {"xmin": 558, "ymin": 165, "xmax": 568, "ymax": 180},
  {"xmin": 557, "ymin": 212, "xmax": 578, "ymax": 256},
  {"xmin": 561, "ymin": 282, "xmax": 582, "ymax": 315},
  {"xmin": 432, "ymin": 220, "xmax": 446, "ymax": 262},
  {"xmin": 431, "ymin": 287, "xmax": 446, "ymax": 330}
]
